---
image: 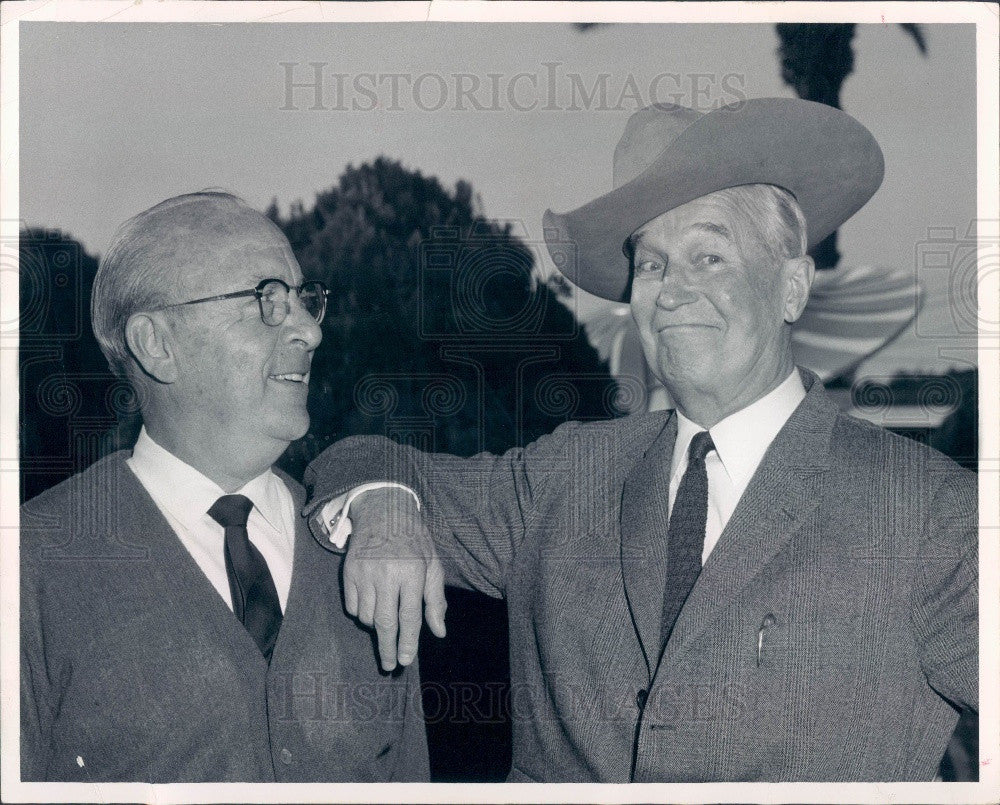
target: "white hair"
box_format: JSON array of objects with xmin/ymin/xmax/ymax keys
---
[
  {"xmin": 91, "ymin": 191, "xmax": 254, "ymax": 378},
  {"xmin": 713, "ymin": 184, "xmax": 808, "ymax": 264}
]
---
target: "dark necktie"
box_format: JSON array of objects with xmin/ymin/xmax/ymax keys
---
[
  {"xmin": 660, "ymin": 430, "xmax": 715, "ymax": 651},
  {"xmin": 208, "ymin": 494, "xmax": 283, "ymax": 662}
]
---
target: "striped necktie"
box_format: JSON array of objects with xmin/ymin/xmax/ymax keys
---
[{"xmin": 660, "ymin": 430, "xmax": 715, "ymax": 651}]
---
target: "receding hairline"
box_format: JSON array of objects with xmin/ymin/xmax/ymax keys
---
[
  {"xmin": 121, "ymin": 192, "xmax": 281, "ymax": 246},
  {"xmin": 112, "ymin": 193, "xmax": 292, "ymax": 285}
]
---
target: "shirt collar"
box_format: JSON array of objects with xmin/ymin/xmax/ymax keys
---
[
  {"xmin": 671, "ymin": 370, "xmax": 806, "ymax": 487},
  {"xmin": 129, "ymin": 426, "xmax": 286, "ymax": 532}
]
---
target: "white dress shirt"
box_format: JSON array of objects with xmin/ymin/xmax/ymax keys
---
[
  {"xmin": 319, "ymin": 485, "xmax": 422, "ymax": 550},
  {"xmin": 670, "ymin": 370, "xmax": 806, "ymax": 563},
  {"xmin": 127, "ymin": 427, "xmax": 296, "ymax": 612}
]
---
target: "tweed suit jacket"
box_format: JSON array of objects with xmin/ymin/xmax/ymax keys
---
[
  {"xmin": 20, "ymin": 450, "xmax": 429, "ymax": 782},
  {"xmin": 305, "ymin": 369, "xmax": 978, "ymax": 782}
]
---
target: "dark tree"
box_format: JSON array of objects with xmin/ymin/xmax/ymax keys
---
[
  {"xmin": 19, "ymin": 228, "xmax": 138, "ymax": 503},
  {"xmin": 271, "ymin": 157, "xmax": 623, "ymax": 477}
]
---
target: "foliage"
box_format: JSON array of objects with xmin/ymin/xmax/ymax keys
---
[
  {"xmin": 269, "ymin": 157, "xmax": 621, "ymax": 477},
  {"xmin": 19, "ymin": 228, "xmax": 139, "ymax": 502}
]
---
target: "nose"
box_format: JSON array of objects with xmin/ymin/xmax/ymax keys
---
[
  {"xmin": 283, "ymin": 291, "xmax": 323, "ymax": 351},
  {"xmin": 654, "ymin": 270, "xmax": 697, "ymax": 311}
]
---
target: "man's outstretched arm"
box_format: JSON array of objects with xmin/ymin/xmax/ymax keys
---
[{"xmin": 304, "ymin": 426, "xmax": 579, "ymax": 670}]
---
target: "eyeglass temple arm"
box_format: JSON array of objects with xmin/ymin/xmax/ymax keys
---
[{"xmin": 163, "ymin": 288, "xmax": 260, "ymax": 309}]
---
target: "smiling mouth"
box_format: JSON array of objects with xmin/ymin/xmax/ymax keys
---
[
  {"xmin": 268, "ymin": 372, "xmax": 309, "ymax": 385},
  {"xmin": 655, "ymin": 323, "xmax": 716, "ymax": 333}
]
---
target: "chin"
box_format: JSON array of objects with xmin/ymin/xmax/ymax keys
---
[
  {"xmin": 266, "ymin": 409, "xmax": 311, "ymax": 444},
  {"xmin": 656, "ymin": 361, "xmax": 717, "ymax": 393},
  {"xmin": 288, "ymin": 416, "xmax": 311, "ymax": 441}
]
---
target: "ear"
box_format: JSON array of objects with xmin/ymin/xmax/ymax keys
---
[
  {"xmin": 781, "ymin": 255, "xmax": 814, "ymax": 324},
  {"xmin": 125, "ymin": 312, "xmax": 178, "ymax": 384}
]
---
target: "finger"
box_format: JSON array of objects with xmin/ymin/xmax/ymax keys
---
[
  {"xmin": 344, "ymin": 577, "xmax": 359, "ymax": 618},
  {"xmin": 423, "ymin": 557, "xmax": 448, "ymax": 638},
  {"xmin": 373, "ymin": 589, "xmax": 400, "ymax": 672},
  {"xmin": 357, "ymin": 584, "xmax": 376, "ymax": 628},
  {"xmin": 396, "ymin": 579, "xmax": 423, "ymax": 666}
]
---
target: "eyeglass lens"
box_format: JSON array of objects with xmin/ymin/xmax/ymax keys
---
[{"xmin": 259, "ymin": 280, "xmax": 326, "ymax": 325}]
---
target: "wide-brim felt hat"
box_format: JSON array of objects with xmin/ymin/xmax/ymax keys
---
[{"xmin": 542, "ymin": 97, "xmax": 884, "ymax": 302}]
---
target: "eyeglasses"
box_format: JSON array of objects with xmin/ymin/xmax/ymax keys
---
[{"xmin": 154, "ymin": 278, "xmax": 329, "ymax": 326}]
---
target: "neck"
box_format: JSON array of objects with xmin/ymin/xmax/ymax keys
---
[
  {"xmin": 669, "ymin": 361, "xmax": 796, "ymax": 429},
  {"xmin": 142, "ymin": 416, "xmax": 283, "ymax": 492}
]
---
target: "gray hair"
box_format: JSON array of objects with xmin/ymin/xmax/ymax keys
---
[
  {"xmin": 713, "ymin": 184, "xmax": 808, "ymax": 264},
  {"xmin": 91, "ymin": 191, "xmax": 254, "ymax": 378}
]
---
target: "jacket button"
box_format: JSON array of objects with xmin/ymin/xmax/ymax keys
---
[
  {"xmin": 279, "ymin": 748, "xmax": 293, "ymax": 765},
  {"xmin": 636, "ymin": 689, "xmax": 648, "ymax": 709}
]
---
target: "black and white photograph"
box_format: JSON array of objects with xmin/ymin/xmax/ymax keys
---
[{"xmin": 1, "ymin": 2, "xmax": 997, "ymax": 803}]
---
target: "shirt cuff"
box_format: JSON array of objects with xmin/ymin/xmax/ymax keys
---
[{"xmin": 313, "ymin": 482, "xmax": 421, "ymax": 550}]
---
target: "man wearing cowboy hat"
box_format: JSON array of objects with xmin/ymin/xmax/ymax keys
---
[{"xmin": 304, "ymin": 98, "xmax": 977, "ymax": 781}]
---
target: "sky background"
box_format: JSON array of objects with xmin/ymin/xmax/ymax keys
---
[{"xmin": 19, "ymin": 21, "xmax": 980, "ymax": 376}]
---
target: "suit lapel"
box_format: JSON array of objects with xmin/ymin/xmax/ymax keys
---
[
  {"xmin": 658, "ymin": 375, "xmax": 838, "ymax": 670},
  {"xmin": 114, "ymin": 455, "xmax": 268, "ymax": 664},
  {"xmin": 619, "ymin": 412, "xmax": 678, "ymax": 678}
]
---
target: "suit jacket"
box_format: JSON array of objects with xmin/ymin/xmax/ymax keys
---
[
  {"xmin": 305, "ymin": 369, "xmax": 977, "ymax": 782},
  {"xmin": 20, "ymin": 450, "xmax": 429, "ymax": 782}
]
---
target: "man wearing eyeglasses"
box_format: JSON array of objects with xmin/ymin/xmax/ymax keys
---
[{"xmin": 19, "ymin": 192, "xmax": 429, "ymax": 782}]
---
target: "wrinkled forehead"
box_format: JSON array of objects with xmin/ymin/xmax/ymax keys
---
[
  {"xmin": 629, "ymin": 190, "xmax": 768, "ymax": 257},
  {"xmin": 137, "ymin": 200, "xmax": 300, "ymax": 294}
]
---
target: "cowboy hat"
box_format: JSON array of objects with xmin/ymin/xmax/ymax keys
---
[{"xmin": 542, "ymin": 97, "xmax": 884, "ymax": 302}]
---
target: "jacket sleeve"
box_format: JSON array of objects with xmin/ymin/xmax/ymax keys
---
[
  {"xmin": 910, "ymin": 468, "xmax": 978, "ymax": 712},
  {"xmin": 304, "ymin": 422, "xmax": 586, "ymax": 597}
]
